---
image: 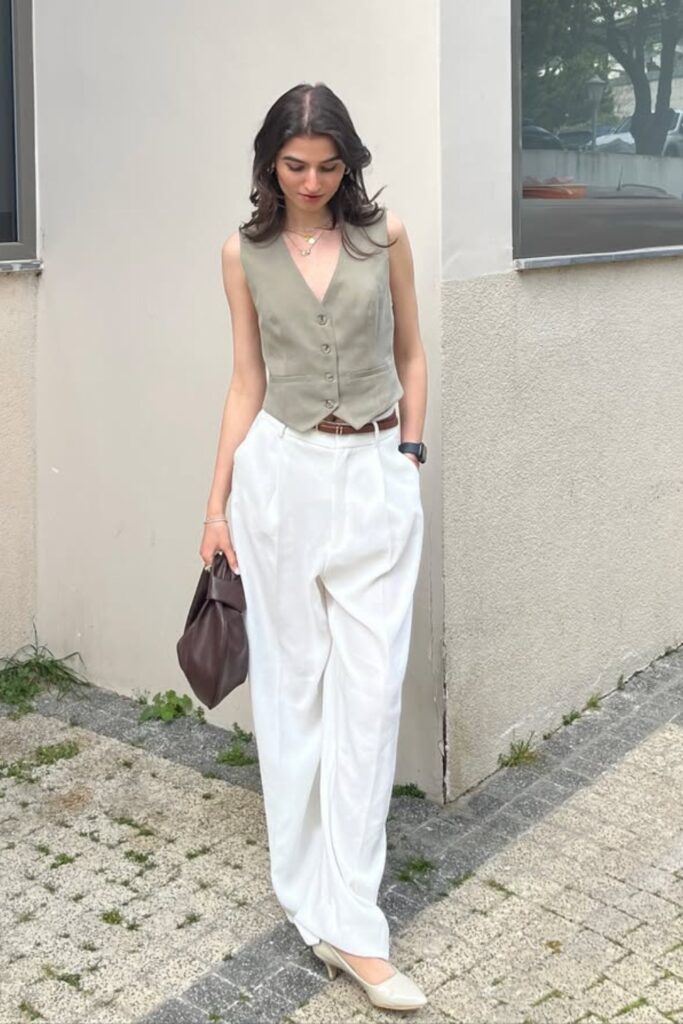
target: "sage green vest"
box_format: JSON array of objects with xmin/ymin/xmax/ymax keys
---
[{"xmin": 238, "ymin": 208, "xmax": 403, "ymax": 431}]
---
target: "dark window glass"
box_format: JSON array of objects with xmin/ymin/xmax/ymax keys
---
[
  {"xmin": 517, "ymin": 0, "xmax": 683, "ymax": 259},
  {"xmin": 0, "ymin": 0, "xmax": 16, "ymax": 244}
]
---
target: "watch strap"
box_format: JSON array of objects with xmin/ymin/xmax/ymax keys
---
[{"xmin": 398, "ymin": 441, "xmax": 427, "ymax": 463}]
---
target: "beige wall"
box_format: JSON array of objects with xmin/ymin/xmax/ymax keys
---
[
  {"xmin": 0, "ymin": 273, "xmax": 37, "ymax": 658},
  {"xmin": 441, "ymin": 259, "xmax": 683, "ymax": 795},
  {"xmin": 440, "ymin": 0, "xmax": 513, "ymax": 281},
  {"xmin": 32, "ymin": 1, "xmax": 445, "ymax": 798}
]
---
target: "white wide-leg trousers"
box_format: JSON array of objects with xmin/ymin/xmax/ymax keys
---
[{"xmin": 228, "ymin": 407, "xmax": 424, "ymax": 958}]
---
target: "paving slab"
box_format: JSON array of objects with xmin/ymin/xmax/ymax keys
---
[{"xmin": 1, "ymin": 648, "xmax": 682, "ymax": 1023}]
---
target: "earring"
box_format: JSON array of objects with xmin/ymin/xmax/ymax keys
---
[{"xmin": 344, "ymin": 167, "xmax": 351, "ymax": 176}]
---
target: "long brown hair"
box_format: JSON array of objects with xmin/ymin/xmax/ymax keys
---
[{"xmin": 239, "ymin": 83, "xmax": 395, "ymax": 259}]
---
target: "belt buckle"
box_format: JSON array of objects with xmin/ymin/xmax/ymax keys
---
[{"xmin": 319, "ymin": 418, "xmax": 348, "ymax": 434}]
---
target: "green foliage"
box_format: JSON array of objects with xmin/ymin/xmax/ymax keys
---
[
  {"xmin": 232, "ymin": 721, "xmax": 253, "ymax": 743},
  {"xmin": 216, "ymin": 739, "xmax": 257, "ymax": 766},
  {"xmin": 100, "ymin": 909, "xmax": 123, "ymax": 925},
  {"xmin": 522, "ymin": 0, "xmax": 615, "ymax": 129},
  {"xmin": 498, "ymin": 732, "xmax": 539, "ymax": 767},
  {"xmin": 449, "ymin": 870, "xmax": 475, "ymax": 888},
  {"xmin": 18, "ymin": 999, "xmax": 44, "ymax": 1020},
  {"xmin": 0, "ymin": 740, "xmax": 80, "ymax": 784},
  {"xmin": 395, "ymin": 856, "xmax": 436, "ymax": 883},
  {"xmin": 215, "ymin": 723, "xmax": 258, "ymax": 766},
  {"xmin": 41, "ymin": 965, "xmax": 82, "ymax": 989},
  {"xmin": 392, "ymin": 782, "xmax": 426, "ymax": 799},
  {"xmin": 138, "ymin": 689, "xmax": 194, "ymax": 723},
  {"xmin": 49, "ymin": 853, "xmax": 77, "ymax": 869},
  {"xmin": 522, "ymin": 0, "xmax": 683, "ymax": 151},
  {"xmin": 123, "ymin": 849, "xmax": 154, "ymax": 865},
  {"xmin": 109, "ymin": 815, "xmax": 155, "ymax": 836},
  {"xmin": 0, "ymin": 624, "xmax": 90, "ymax": 717}
]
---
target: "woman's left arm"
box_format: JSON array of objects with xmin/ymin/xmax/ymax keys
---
[{"xmin": 386, "ymin": 209, "xmax": 428, "ymax": 467}]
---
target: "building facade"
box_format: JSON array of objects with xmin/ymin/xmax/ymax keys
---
[{"xmin": 2, "ymin": 0, "xmax": 682, "ymax": 803}]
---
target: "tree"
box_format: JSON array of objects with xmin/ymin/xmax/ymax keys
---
[
  {"xmin": 523, "ymin": 0, "xmax": 615, "ymax": 130},
  {"xmin": 584, "ymin": 0, "xmax": 683, "ymax": 152},
  {"xmin": 522, "ymin": 0, "xmax": 683, "ymax": 151}
]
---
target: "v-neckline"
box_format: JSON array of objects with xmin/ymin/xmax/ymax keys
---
[{"xmin": 278, "ymin": 223, "xmax": 346, "ymax": 308}]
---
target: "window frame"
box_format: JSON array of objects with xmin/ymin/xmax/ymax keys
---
[
  {"xmin": 511, "ymin": 0, "xmax": 683, "ymax": 270},
  {"xmin": 0, "ymin": 0, "xmax": 37, "ymax": 265}
]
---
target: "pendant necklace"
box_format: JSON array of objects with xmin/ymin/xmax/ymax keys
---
[{"xmin": 284, "ymin": 222, "xmax": 333, "ymax": 257}]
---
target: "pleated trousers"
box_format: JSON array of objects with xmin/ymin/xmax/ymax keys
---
[{"xmin": 228, "ymin": 406, "xmax": 424, "ymax": 958}]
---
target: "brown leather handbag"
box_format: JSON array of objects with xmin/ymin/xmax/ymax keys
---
[{"xmin": 176, "ymin": 551, "xmax": 249, "ymax": 708}]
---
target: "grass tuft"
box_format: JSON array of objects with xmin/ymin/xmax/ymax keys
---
[
  {"xmin": 395, "ymin": 855, "xmax": 436, "ymax": 883},
  {"xmin": 0, "ymin": 624, "xmax": 90, "ymax": 717},
  {"xmin": 498, "ymin": 733, "xmax": 538, "ymax": 768},
  {"xmin": 392, "ymin": 782, "xmax": 426, "ymax": 798}
]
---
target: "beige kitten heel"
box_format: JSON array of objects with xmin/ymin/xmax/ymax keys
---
[{"xmin": 311, "ymin": 940, "xmax": 428, "ymax": 1011}]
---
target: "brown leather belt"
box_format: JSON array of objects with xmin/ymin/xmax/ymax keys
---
[{"xmin": 316, "ymin": 410, "xmax": 399, "ymax": 435}]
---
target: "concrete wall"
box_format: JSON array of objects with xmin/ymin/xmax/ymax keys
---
[
  {"xmin": 524, "ymin": 149, "xmax": 683, "ymax": 196},
  {"xmin": 441, "ymin": 258, "xmax": 683, "ymax": 795},
  {"xmin": 32, "ymin": 0, "xmax": 444, "ymax": 798},
  {"xmin": 0, "ymin": 273, "xmax": 37, "ymax": 658}
]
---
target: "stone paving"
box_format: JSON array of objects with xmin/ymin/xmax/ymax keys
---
[
  {"xmin": 1, "ymin": 648, "xmax": 683, "ymax": 1024},
  {"xmin": 288, "ymin": 722, "xmax": 683, "ymax": 1024}
]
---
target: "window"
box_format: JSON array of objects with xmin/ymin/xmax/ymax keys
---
[
  {"xmin": 513, "ymin": 0, "xmax": 683, "ymax": 265},
  {"xmin": 0, "ymin": 0, "xmax": 36, "ymax": 261}
]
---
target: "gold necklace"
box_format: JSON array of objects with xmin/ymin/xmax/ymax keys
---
[{"xmin": 284, "ymin": 221, "xmax": 334, "ymax": 256}]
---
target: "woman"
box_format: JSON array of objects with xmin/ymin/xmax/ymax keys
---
[{"xmin": 200, "ymin": 82, "xmax": 428, "ymax": 1012}]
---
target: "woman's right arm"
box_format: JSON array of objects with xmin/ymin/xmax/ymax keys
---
[{"xmin": 199, "ymin": 230, "xmax": 266, "ymax": 572}]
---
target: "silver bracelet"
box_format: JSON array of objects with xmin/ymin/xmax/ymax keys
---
[{"xmin": 204, "ymin": 515, "xmax": 227, "ymax": 525}]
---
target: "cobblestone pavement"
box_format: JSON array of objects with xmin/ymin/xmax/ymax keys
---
[{"xmin": 1, "ymin": 648, "xmax": 683, "ymax": 1024}]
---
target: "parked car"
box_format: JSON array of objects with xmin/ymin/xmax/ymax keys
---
[
  {"xmin": 522, "ymin": 122, "xmax": 565, "ymax": 149},
  {"xmin": 592, "ymin": 109, "xmax": 683, "ymax": 155},
  {"xmin": 592, "ymin": 115, "xmax": 637, "ymax": 153},
  {"xmin": 557, "ymin": 128, "xmax": 594, "ymax": 150},
  {"xmin": 662, "ymin": 109, "xmax": 683, "ymax": 155}
]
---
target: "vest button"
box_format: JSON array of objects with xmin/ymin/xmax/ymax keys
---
[
  {"xmin": 324, "ymin": 399, "xmax": 335, "ymax": 407},
  {"xmin": 317, "ymin": 314, "xmax": 328, "ymax": 325},
  {"xmin": 325, "ymin": 372, "xmax": 334, "ymax": 381},
  {"xmin": 321, "ymin": 343, "xmax": 331, "ymax": 353}
]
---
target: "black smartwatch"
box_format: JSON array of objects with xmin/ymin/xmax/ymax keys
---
[{"xmin": 398, "ymin": 441, "xmax": 427, "ymax": 464}]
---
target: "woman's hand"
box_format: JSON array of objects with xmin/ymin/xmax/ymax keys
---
[
  {"xmin": 200, "ymin": 521, "xmax": 240, "ymax": 575},
  {"xmin": 401, "ymin": 452, "xmax": 420, "ymax": 470}
]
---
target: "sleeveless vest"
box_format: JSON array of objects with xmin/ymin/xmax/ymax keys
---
[{"xmin": 238, "ymin": 208, "xmax": 404, "ymax": 431}]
